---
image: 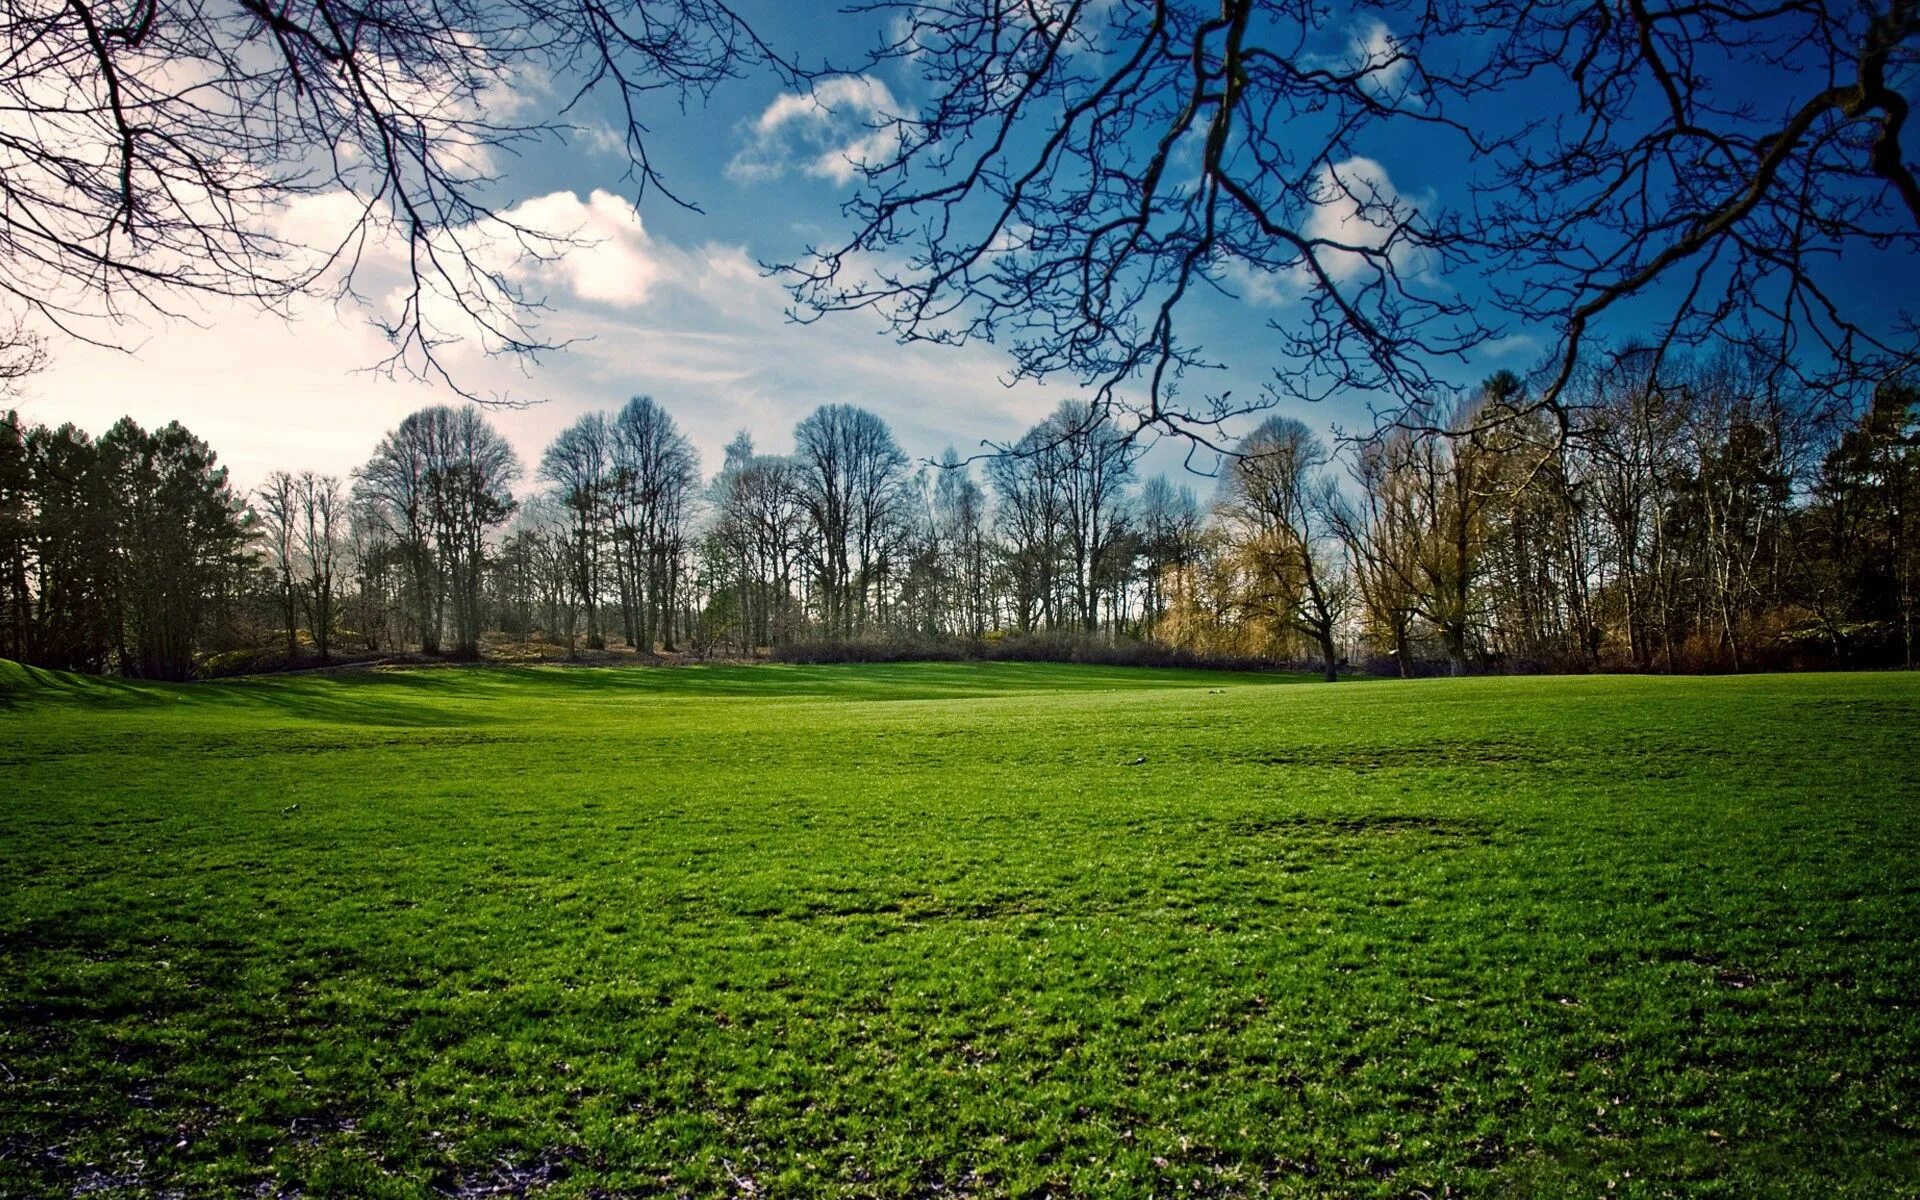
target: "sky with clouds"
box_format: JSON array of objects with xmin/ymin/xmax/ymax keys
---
[
  {"xmin": 11, "ymin": 4, "xmax": 1110, "ymax": 492},
  {"xmin": 6, "ymin": 2, "xmax": 1902, "ymax": 495}
]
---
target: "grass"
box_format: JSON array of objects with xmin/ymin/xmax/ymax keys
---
[{"xmin": 1, "ymin": 660, "xmax": 1917, "ymax": 1198}]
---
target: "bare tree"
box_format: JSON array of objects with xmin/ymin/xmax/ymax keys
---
[
  {"xmin": 1331, "ymin": 435, "xmax": 1423, "ymax": 675},
  {"xmin": 1578, "ymin": 357, "xmax": 1692, "ymax": 670},
  {"xmin": 1405, "ymin": 383, "xmax": 1527, "ymax": 676},
  {"xmin": 787, "ymin": 1, "xmax": 1918, "ymax": 438},
  {"xmin": 356, "ymin": 404, "xmax": 516, "ymax": 655},
  {"xmin": 610, "ymin": 395, "xmax": 698, "ymax": 650},
  {"xmin": 1477, "ymin": 0, "xmax": 1920, "ymax": 410},
  {"xmin": 539, "ymin": 413, "xmax": 612, "ymax": 651},
  {"xmin": 356, "ymin": 412, "xmax": 442, "ymax": 652},
  {"xmin": 343, "ymin": 496, "xmax": 401, "ymax": 651},
  {"xmin": 1, "ymin": 323, "xmax": 47, "ymax": 394},
  {"xmin": 788, "ymin": 2, "xmax": 1486, "ymax": 438},
  {"xmin": 1135, "ymin": 475, "xmax": 1204, "ymax": 638},
  {"xmin": 1218, "ymin": 417, "xmax": 1350, "ymax": 679},
  {"xmin": 255, "ymin": 470, "xmax": 300, "ymax": 659},
  {"xmin": 986, "ymin": 426, "xmax": 1068, "ymax": 633},
  {"xmin": 293, "ymin": 472, "xmax": 344, "ymax": 661},
  {"xmin": 422, "ymin": 407, "xmax": 520, "ymax": 657},
  {"xmin": 1044, "ymin": 401, "xmax": 1136, "ymax": 631},
  {"xmin": 793, "ymin": 404, "xmax": 907, "ymax": 638},
  {"xmin": 0, "ymin": 0, "xmax": 786, "ymax": 386},
  {"xmin": 711, "ymin": 433, "xmax": 808, "ymax": 650},
  {"xmin": 933, "ymin": 448, "xmax": 993, "ymax": 637}
]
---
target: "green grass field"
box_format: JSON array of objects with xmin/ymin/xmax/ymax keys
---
[{"xmin": 2, "ymin": 661, "xmax": 1917, "ymax": 1198}]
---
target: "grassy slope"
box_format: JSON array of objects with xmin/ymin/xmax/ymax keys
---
[{"xmin": 1, "ymin": 662, "xmax": 1916, "ymax": 1198}]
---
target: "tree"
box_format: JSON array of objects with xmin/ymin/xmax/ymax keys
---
[
  {"xmin": 19, "ymin": 423, "xmax": 118, "ymax": 671},
  {"xmin": 1044, "ymin": 402, "xmax": 1138, "ymax": 633},
  {"xmin": 356, "ymin": 415, "xmax": 442, "ymax": 652},
  {"xmin": 294, "ymin": 473, "xmax": 345, "ymax": 661},
  {"xmin": 1218, "ymin": 418, "xmax": 1350, "ymax": 680},
  {"xmin": 0, "ymin": 412, "xmax": 35, "ymax": 661},
  {"xmin": 1136, "ymin": 476, "xmax": 1205, "ymax": 640},
  {"xmin": 710, "ymin": 433, "xmax": 807, "ymax": 652},
  {"xmin": 933, "ymin": 449, "xmax": 993, "ymax": 638},
  {"xmin": 1675, "ymin": 372, "xmax": 1797, "ymax": 672},
  {"xmin": 1579, "ymin": 360, "xmax": 1692, "ymax": 669},
  {"xmin": 343, "ymin": 498, "xmax": 402, "ymax": 652},
  {"xmin": 495, "ymin": 499, "xmax": 573, "ymax": 643},
  {"xmin": 609, "ymin": 396, "xmax": 699, "ymax": 651},
  {"xmin": 97, "ymin": 419, "xmax": 252, "ymax": 679},
  {"xmin": 1810, "ymin": 381, "xmax": 1920, "ymax": 667},
  {"xmin": 790, "ymin": 2, "xmax": 1919, "ymax": 438},
  {"xmin": 0, "ymin": 0, "xmax": 781, "ymax": 388},
  {"xmin": 1331, "ymin": 437, "xmax": 1422, "ymax": 676},
  {"xmin": 539, "ymin": 414, "xmax": 613, "ymax": 651},
  {"xmin": 422, "ymin": 408, "xmax": 520, "ymax": 658},
  {"xmin": 1407, "ymin": 375, "xmax": 1538, "ymax": 675},
  {"xmin": 986, "ymin": 424, "xmax": 1072, "ymax": 634},
  {"xmin": 255, "ymin": 472, "xmax": 302, "ymax": 659},
  {"xmin": 356, "ymin": 405, "xmax": 517, "ymax": 656},
  {"xmin": 793, "ymin": 404, "xmax": 907, "ymax": 639}
]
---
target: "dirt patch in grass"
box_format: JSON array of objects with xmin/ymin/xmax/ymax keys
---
[{"xmin": 437, "ymin": 1150, "xmax": 576, "ymax": 1198}]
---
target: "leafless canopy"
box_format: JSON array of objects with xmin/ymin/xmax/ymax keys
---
[
  {"xmin": 0, "ymin": 0, "xmax": 782, "ymax": 388},
  {"xmin": 2, "ymin": 0, "xmax": 1911, "ymax": 427},
  {"xmin": 1478, "ymin": 0, "xmax": 1920, "ymax": 417},
  {"xmin": 784, "ymin": 0, "xmax": 1920, "ymax": 439}
]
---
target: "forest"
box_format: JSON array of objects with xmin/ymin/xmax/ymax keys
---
[{"xmin": 2, "ymin": 355, "xmax": 1915, "ymax": 681}]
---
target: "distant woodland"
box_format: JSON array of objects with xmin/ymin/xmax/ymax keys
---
[{"xmin": 3, "ymin": 353, "xmax": 1915, "ymax": 681}]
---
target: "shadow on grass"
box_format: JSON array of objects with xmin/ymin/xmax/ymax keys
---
[
  {"xmin": 3, "ymin": 658, "xmax": 1311, "ymax": 729},
  {"xmin": 1, "ymin": 659, "xmax": 477, "ymax": 729},
  {"xmin": 3, "ymin": 656, "xmax": 1305, "ymax": 710}
]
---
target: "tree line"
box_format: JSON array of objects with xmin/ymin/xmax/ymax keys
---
[{"xmin": 2, "ymin": 362, "xmax": 1915, "ymax": 680}]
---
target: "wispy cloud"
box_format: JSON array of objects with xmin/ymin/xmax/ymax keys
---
[
  {"xmin": 1210, "ymin": 156, "xmax": 1429, "ymax": 306},
  {"xmin": 16, "ymin": 188, "xmax": 1058, "ymax": 491},
  {"xmin": 1304, "ymin": 155, "xmax": 1417, "ymax": 284},
  {"xmin": 726, "ymin": 75, "xmax": 905, "ymax": 185},
  {"xmin": 1352, "ymin": 21, "xmax": 1422, "ymax": 109}
]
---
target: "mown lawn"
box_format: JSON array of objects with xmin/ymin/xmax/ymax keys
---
[{"xmin": 1, "ymin": 661, "xmax": 1917, "ymax": 1198}]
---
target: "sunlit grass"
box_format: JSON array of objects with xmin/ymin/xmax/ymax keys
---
[{"xmin": 2, "ymin": 662, "xmax": 1916, "ymax": 1197}]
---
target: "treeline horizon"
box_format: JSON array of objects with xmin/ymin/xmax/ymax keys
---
[{"xmin": 2, "ymin": 352, "xmax": 1915, "ymax": 681}]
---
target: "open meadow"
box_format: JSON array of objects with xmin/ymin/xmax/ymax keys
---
[{"xmin": 2, "ymin": 661, "xmax": 1917, "ymax": 1198}]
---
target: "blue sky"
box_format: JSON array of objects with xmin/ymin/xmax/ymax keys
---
[{"xmin": 12, "ymin": 1, "xmax": 1913, "ymax": 493}]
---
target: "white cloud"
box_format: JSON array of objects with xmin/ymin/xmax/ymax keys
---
[
  {"xmin": 502, "ymin": 189, "xmax": 662, "ymax": 309},
  {"xmin": 259, "ymin": 187, "xmax": 666, "ymax": 356},
  {"xmin": 727, "ymin": 75, "xmax": 905, "ymax": 185},
  {"xmin": 1214, "ymin": 258, "xmax": 1296, "ymax": 307},
  {"xmin": 1479, "ymin": 333, "xmax": 1542, "ymax": 362},
  {"xmin": 1207, "ymin": 156, "xmax": 1430, "ymax": 307},
  {"xmin": 572, "ymin": 122, "xmax": 629, "ymax": 158},
  {"xmin": 14, "ymin": 189, "xmax": 1058, "ymax": 494},
  {"xmin": 1303, "ymin": 156, "xmax": 1421, "ymax": 284},
  {"xmin": 1353, "ymin": 21, "xmax": 1421, "ymax": 108},
  {"xmin": 885, "ymin": 13, "xmax": 925, "ymax": 61}
]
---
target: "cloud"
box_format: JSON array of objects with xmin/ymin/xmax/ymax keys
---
[
  {"xmin": 501, "ymin": 189, "xmax": 663, "ymax": 309},
  {"xmin": 571, "ymin": 122, "xmax": 629, "ymax": 158},
  {"xmin": 15, "ymin": 189, "xmax": 1060, "ymax": 494},
  {"xmin": 1353, "ymin": 21, "xmax": 1421, "ymax": 108},
  {"xmin": 727, "ymin": 75, "xmax": 905, "ymax": 185},
  {"xmin": 1303, "ymin": 156, "xmax": 1423, "ymax": 284},
  {"xmin": 1214, "ymin": 258, "xmax": 1297, "ymax": 308},
  {"xmin": 259, "ymin": 187, "xmax": 667, "ymax": 358},
  {"xmin": 1478, "ymin": 333, "xmax": 1542, "ymax": 362},
  {"xmin": 1209, "ymin": 156, "xmax": 1427, "ymax": 306}
]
